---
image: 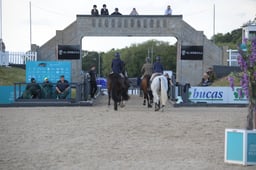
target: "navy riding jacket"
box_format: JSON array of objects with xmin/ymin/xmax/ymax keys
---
[
  {"xmin": 111, "ymin": 58, "xmax": 124, "ymax": 74},
  {"xmin": 153, "ymin": 62, "xmax": 164, "ymax": 73}
]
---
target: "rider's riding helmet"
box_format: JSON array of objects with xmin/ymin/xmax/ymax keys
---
[
  {"xmin": 155, "ymin": 56, "xmax": 160, "ymax": 62},
  {"xmin": 115, "ymin": 52, "xmax": 120, "ymax": 59},
  {"xmin": 145, "ymin": 57, "xmax": 150, "ymax": 63}
]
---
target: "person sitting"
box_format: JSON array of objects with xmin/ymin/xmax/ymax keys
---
[
  {"xmin": 56, "ymin": 75, "xmax": 70, "ymax": 99},
  {"xmin": 111, "ymin": 8, "xmax": 122, "ymax": 15},
  {"xmin": 141, "ymin": 57, "xmax": 153, "ymax": 89},
  {"xmin": 150, "ymin": 56, "xmax": 164, "ymax": 81},
  {"xmin": 42, "ymin": 77, "xmax": 53, "ymax": 99},
  {"xmin": 165, "ymin": 5, "xmax": 172, "ymax": 15},
  {"xmin": 207, "ymin": 67, "xmax": 216, "ymax": 83},
  {"xmin": 22, "ymin": 78, "xmax": 41, "ymax": 99},
  {"xmin": 200, "ymin": 73, "xmax": 211, "ymax": 86},
  {"xmin": 130, "ymin": 8, "xmax": 139, "ymax": 16},
  {"xmin": 111, "ymin": 52, "xmax": 126, "ymax": 87},
  {"xmin": 101, "ymin": 4, "xmax": 109, "ymax": 15},
  {"xmin": 91, "ymin": 5, "xmax": 99, "ymax": 16}
]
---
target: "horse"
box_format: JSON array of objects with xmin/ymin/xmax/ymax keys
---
[
  {"xmin": 140, "ymin": 75, "xmax": 153, "ymax": 108},
  {"xmin": 107, "ymin": 73, "xmax": 130, "ymax": 111},
  {"xmin": 151, "ymin": 75, "xmax": 168, "ymax": 111}
]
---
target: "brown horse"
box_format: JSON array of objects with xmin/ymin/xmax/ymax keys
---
[
  {"xmin": 141, "ymin": 75, "xmax": 153, "ymax": 108},
  {"xmin": 107, "ymin": 73, "xmax": 130, "ymax": 110}
]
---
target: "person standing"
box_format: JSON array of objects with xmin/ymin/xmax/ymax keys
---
[
  {"xmin": 165, "ymin": 5, "xmax": 172, "ymax": 15},
  {"xmin": 91, "ymin": 5, "xmax": 99, "ymax": 16},
  {"xmin": 101, "ymin": 4, "xmax": 109, "ymax": 15},
  {"xmin": 56, "ymin": 75, "xmax": 70, "ymax": 99},
  {"xmin": 89, "ymin": 65, "xmax": 98, "ymax": 99},
  {"xmin": 130, "ymin": 8, "xmax": 139, "ymax": 16},
  {"xmin": 111, "ymin": 8, "xmax": 122, "ymax": 15}
]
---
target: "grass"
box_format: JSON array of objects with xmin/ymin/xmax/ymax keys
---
[
  {"xmin": 211, "ymin": 73, "xmax": 241, "ymax": 86},
  {"xmin": 0, "ymin": 66, "xmax": 26, "ymax": 86}
]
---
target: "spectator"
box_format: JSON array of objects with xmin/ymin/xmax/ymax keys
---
[
  {"xmin": 91, "ymin": 5, "xmax": 99, "ymax": 16},
  {"xmin": 56, "ymin": 75, "xmax": 70, "ymax": 99},
  {"xmin": 200, "ymin": 73, "xmax": 210, "ymax": 86},
  {"xmin": 22, "ymin": 78, "xmax": 41, "ymax": 99},
  {"xmin": 207, "ymin": 67, "xmax": 216, "ymax": 83},
  {"xmin": 0, "ymin": 39, "xmax": 5, "ymax": 52},
  {"xmin": 164, "ymin": 73, "xmax": 173, "ymax": 99},
  {"xmin": 130, "ymin": 8, "xmax": 139, "ymax": 15},
  {"xmin": 89, "ymin": 65, "xmax": 98, "ymax": 99},
  {"xmin": 165, "ymin": 5, "xmax": 172, "ymax": 15},
  {"xmin": 42, "ymin": 77, "xmax": 53, "ymax": 99},
  {"xmin": 111, "ymin": 8, "xmax": 122, "ymax": 15},
  {"xmin": 101, "ymin": 4, "xmax": 109, "ymax": 15}
]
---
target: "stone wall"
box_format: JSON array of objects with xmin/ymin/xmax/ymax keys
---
[{"xmin": 37, "ymin": 15, "xmax": 223, "ymax": 85}]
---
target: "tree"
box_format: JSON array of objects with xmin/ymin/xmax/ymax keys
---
[
  {"xmin": 101, "ymin": 40, "xmax": 177, "ymax": 77},
  {"xmin": 212, "ymin": 28, "xmax": 242, "ymax": 49}
]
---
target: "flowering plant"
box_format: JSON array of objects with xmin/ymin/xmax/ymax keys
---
[{"xmin": 229, "ymin": 38, "xmax": 256, "ymax": 129}]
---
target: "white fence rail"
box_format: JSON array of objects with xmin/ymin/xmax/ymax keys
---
[
  {"xmin": 227, "ymin": 49, "xmax": 239, "ymax": 66},
  {"xmin": 0, "ymin": 51, "xmax": 37, "ymax": 66}
]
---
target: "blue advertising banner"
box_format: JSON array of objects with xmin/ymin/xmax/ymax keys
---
[
  {"xmin": 226, "ymin": 131, "xmax": 244, "ymax": 162},
  {"xmin": 26, "ymin": 61, "xmax": 71, "ymax": 83},
  {"xmin": 247, "ymin": 133, "xmax": 256, "ymax": 163},
  {"xmin": 0, "ymin": 86, "xmax": 25, "ymax": 104}
]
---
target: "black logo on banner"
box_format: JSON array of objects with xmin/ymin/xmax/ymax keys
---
[
  {"xmin": 181, "ymin": 46, "xmax": 203, "ymax": 60},
  {"xmin": 58, "ymin": 45, "xmax": 80, "ymax": 60}
]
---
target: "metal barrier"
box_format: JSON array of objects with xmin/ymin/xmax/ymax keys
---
[
  {"xmin": 14, "ymin": 82, "xmax": 83, "ymax": 103},
  {"xmin": 170, "ymin": 83, "xmax": 191, "ymax": 103}
]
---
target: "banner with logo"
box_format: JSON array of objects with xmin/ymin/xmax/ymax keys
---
[
  {"xmin": 57, "ymin": 45, "xmax": 80, "ymax": 60},
  {"xmin": 181, "ymin": 46, "xmax": 203, "ymax": 60},
  {"xmin": 189, "ymin": 86, "xmax": 248, "ymax": 104}
]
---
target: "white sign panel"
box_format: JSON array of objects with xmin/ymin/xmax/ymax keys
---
[{"xmin": 189, "ymin": 86, "xmax": 248, "ymax": 104}]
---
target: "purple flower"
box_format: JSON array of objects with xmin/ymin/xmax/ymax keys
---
[
  {"xmin": 240, "ymin": 73, "xmax": 249, "ymax": 98},
  {"xmin": 237, "ymin": 55, "xmax": 247, "ymax": 71},
  {"xmin": 228, "ymin": 76, "xmax": 234, "ymax": 91},
  {"xmin": 238, "ymin": 88, "xmax": 244, "ymax": 98}
]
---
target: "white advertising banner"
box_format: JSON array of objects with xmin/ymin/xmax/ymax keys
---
[{"xmin": 189, "ymin": 86, "xmax": 248, "ymax": 104}]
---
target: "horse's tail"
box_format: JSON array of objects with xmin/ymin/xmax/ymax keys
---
[{"xmin": 160, "ymin": 76, "xmax": 168, "ymax": 106}]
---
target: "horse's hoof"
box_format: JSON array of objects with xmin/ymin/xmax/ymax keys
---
[
  {"xmin": 155, "ymin": 107, "xmax": 160, "ymax": 111},
  {"xmin": 143, "ymin": 103, "xmax": 146, "ymax": 105},
  {"xmin": 120, "ymin": 104, "xmax": 125, "ymax": 108},
  {"xmin": 148, "ymin": 105, "xmax": 152, "ymax": 108}
]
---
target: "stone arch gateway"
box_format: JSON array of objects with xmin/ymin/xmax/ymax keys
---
[{"xmin": 38, "ymin": 15, "xmax": 223, "ymax": 85}]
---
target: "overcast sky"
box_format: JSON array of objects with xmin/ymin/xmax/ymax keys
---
[{"xmin": 1, "ymin": 0, "xmax": 256, "ymax": 52}]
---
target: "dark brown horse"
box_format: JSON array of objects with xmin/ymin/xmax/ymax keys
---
[
  {"xmin": 107, "ymin": 73, "xmax": 130, "ymax": 110},
  {"xmin": 141, "ymin": 75, "xmax": 153, "ymax": 108}
]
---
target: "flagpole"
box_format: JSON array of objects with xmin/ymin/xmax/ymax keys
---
[
  {"xmin": 29, "ymin": 1, "xmax": 32, "ymax": 50},
  {"xmin": 213, "ymin": 4, "xmax": 215, "ymax": 42},
  {"xmin": 0, "ymin": 0, "xmax": 3, "ymax": 51}
]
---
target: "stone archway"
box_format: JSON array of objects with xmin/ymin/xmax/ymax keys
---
[{"xmin": 38, "ymin": 15, "xmax": 223, "ymax": 85}]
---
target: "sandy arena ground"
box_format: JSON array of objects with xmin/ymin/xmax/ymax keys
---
[{"xmin": 0, "ymin": 95, "xmax": 255, "ymax": 170}]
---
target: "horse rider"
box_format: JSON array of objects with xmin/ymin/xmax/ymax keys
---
[
  {"xmin": 141, "ymin": 57, "xmax": 153, "ymax": 89},
  {"xmin": 150, "ymin": 56, "xmax": 164, "ymax": 85},
  {"xmin": 111, "ymin": 52, "xmax": 126, "ymax": 87}
]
